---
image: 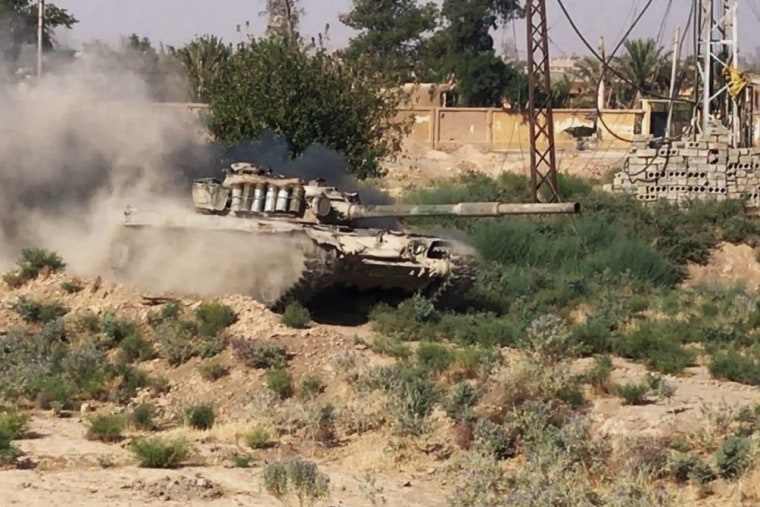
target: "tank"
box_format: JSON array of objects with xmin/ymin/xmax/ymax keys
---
[{"xmin": 110, "ymin": 162, "xmax": 580, "ymax": 312}]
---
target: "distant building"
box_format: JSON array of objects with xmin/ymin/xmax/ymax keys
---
[{"xmin": 548, "ymin": 57, "xmax": 580, "ymax": 78}]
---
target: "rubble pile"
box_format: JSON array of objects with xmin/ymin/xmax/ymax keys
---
[
  {"xmin": 610, "ymin": 121, "xmax": 760, "ymax": 206},
  {"xmin": 126, "ymin": 474, "xmax": 223, "ymax": 501}
]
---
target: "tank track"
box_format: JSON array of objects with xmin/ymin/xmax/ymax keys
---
[
  {"xmin": 269, "ymin": 246, "xmax": 339, "ymax": 312},
  {"xmin": 424, "ymin": 253, "xmax": 477, "ymax": 309}
]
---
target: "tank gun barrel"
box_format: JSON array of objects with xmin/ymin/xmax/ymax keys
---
[{"xmin": 344, "ymin": 201, "xmax": 580, "ymax": 220}]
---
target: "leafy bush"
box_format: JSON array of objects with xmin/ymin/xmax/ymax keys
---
[
  {"xmin": 452, "ymin": 346, "xmax": 500, "ymax": 379},
  {"xmin": 100, "ymin": 313, "xmax": 139, "ymax": 342},
  {"xmin": 86, "ymin": 414, "xmax": 126, "ymax": 442},
  {"xmin": 3, "ymin": 248, "xmax": 65, "ymax": 287},
  {"xmin": 0, "ymin": 329, "xmax": 105, "ymax": 407},
  {"xmin": 415, "ymin": 342, "xmax": 454, "ymax": 373},
  {"xmin": 584, "ymin": 354, "xmax": 615, "ymax": 394},
  {"xmin": 262, "ymin": 456, "xmax": 330, "ymax": 507},
  {"xmin": 709, "ymin": 350, "xmax": 760, "ymax": 385},
  {"xmin": 130, "ymin": 436, "xmax": 191, "ymax": 468},
  {"xmin": 110, "ymin": 364, "xmax": 161, "ymax": 404},
  {"xmin": 231, "ymin": 339, "xmax": 288, "ymax": 369},
  {"xmin": 129, "ymin": 403, "xmax": 158, "ymax": 431},
  {"xmin": 298, "ymin": 375, "xmax": 324, "ymax": 400},
  {"xmin": 367, "ymin": 335, "xmax": 411, "ymax": 358},
  {"xmin": 266, "ymin": 369, "xmax": 294, "ymax": 399},
  {"xmin": 60, "ymin": 279, "xmax": 83, "ymax": 293},
  {"xmin": 472, "ymin": 418, "xmax": 515, "ymax": 460},
  {"xmin": 617, "ymin": 382, "xmax": 650, "ymax": 405},
  {"xmin": 154, "ymin": 320, "xmax": 201, "ymax": 366},
  {"xmin": 147, "ymin": 301, "xmax": 182, "ymax": 328},
  {"xmin": 671, "ymin": 453, "xmax": 716, "ymax": 484},
  {"xmin": 716, "ymin": 435, "xmax": 751, "ymax": 479},
  {"xmin": 34, "ymin": 377, "xmax": 77, "ymax": 410},
  {"xmin": 183, "ymin": 403, "xmax": 215, "ymax": 430},
  {"xmin": 118, "ymin": 333, "xmax": 156, "ymax": 362},
  {"xmin": 444, "ymin": 382, "xmax": 478, "ymax": 422},
  {"xmin": 232, "ymin": 453, "xmax": 255, "ymax": 468},
  {"xmin": 0, "ymin": 412, "xmax": 29, "ymax": 442},
  {"xmin": 309, "ymin": 403, "xmax": 337, "ymax": 444},
  {"xmin": 195, "ymin": 300, "xmax": 236, "ymax": 338},
  {"xmin": 198, "ymin": 359, "xmax": 230, "ymax": 381},
  {"xmin": 12, "ymin": 297, "xmax": 68, "ymax": 324},
  {"xmin": 245, "ymin": 425, "xmax": 274, "ymax": 449},
  {"xmin": 281, "ymin": 302, "xmax": 311, "ymax": 329},
  {"xmin": 0, "ymin": 415, "xmax": 23, "ymax": 466},
  {"xmin": 385, "ymin": 367, "xmax": 441, "ymax": 436},
  {"xmin": 615, "ymin": 321, "xmax": 694, "ymax": 374}
]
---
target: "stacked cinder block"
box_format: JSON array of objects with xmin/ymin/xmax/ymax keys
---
[{"xmin": 610, "ymin": 122, "xmax": 760, "ymax": 207}]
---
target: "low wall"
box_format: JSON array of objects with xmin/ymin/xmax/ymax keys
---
[
  {"xmin": 142, "ymin": 102, "xmax": 646, "ymax": 152},
  {"xmin": 397, "ymin": 107, "xmax": 643, "ymax": 151}
]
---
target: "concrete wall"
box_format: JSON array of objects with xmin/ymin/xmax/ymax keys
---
[
  {"xmin": 152, "ymin": 102, "xmax": 645, "ymax": 152},
  {"xmin": 397, "ymin": 107, "xmax": 643, "ymax": 151}
]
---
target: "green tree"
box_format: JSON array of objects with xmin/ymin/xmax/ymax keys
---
[
  {"xmin": 339, "ymin": 0, "xmax": 439, "ymax": 82},
  {"xmin": 169, "ymin": 35, "xmax": 231, "ymax": 102},
  {"xmin": 423, "ymin": 0, "xmax": 523, "ymax": 106},
  {"xmin": 570, "ymin": 56, "xmax": 605, "ymax": 108},
  {"xmin": 551, "ymin": 74, "xmax": 573, "ymax": 108},
  {"xmin": 612, "ymin": 38, "xmax": 670, "ymax": 107},
  {"xmin": 0, "ymin": 0, "xmax": 77, "ymax": 64},
  {"xmin": 206, "ymin": 37, "xmax": 408, "ymax": 179}
]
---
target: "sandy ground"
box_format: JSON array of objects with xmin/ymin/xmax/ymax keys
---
[
  {"xmin": 3, "ymin": 145, "xmax": 760, "ymax": 506},
  {"xmin": 685, "ymin": 242, "xmax": 760, "ymax": 292},
  {"xmin": 383, "ymin": 143, "xmax": 627, "ymax": 195},
  {"xmin": 4, "ymin": 354, "xmax": 760, "ymax": 506}
]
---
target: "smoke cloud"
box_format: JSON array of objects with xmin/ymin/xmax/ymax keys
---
[{"xmin": 0, "ymin": 47, "xmax": 391, "ymax": 302}]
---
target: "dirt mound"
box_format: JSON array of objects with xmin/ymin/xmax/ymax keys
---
[
  {"xmin": 126, "ymin": 474, "xmax": 223, "ymax": 501},
  {"xmin": 684, "ymin": 242, "xmax": 760, "ymax": 291}
]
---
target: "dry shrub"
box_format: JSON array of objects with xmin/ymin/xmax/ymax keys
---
[
  {"xmin": 338, "ymin": 391, "xmax": 388, "ymax": 436},
  {"xmin": 477, "ymin": 360, "xmax": 582, "ymax": 427},
  {"xmin": 451, "ymin": 421, "xmax": 474, "ymax": 450},
  {"xmin": 611, "ymin": 434, "xmax": 673, "ymax": 479},
  {"xmin": 248, "ymin": 390, "xmax": 311, "ymax": 436},
  {"xmin": 604, "ymin": 468, "xmax": 677, "ymax": 506}
]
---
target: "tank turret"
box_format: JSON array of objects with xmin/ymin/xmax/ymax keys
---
[{"xmin": 190, "ymin": 162, "xmax": 580, "ymax": 226}]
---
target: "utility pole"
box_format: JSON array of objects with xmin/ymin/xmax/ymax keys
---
[
  {"xmin": 525, "ymin": 0, "xmax": 559, "ymax": 203},
  {"xmin": 695, "ymin": 0, "xmax": 743, "ymax": 146},
  {"xmin": 728, "ymin": 0, "xmax": 740, "ymax": 146},
  {"xmin": 36, "ymin": 0, "xmax": 44, "ymax": 78},
  {"xmin": 665, "ymin": 27, "xmax": 681, "ymax": 140},
  {"xmin": 596, "ymin": 37, "xmax": 607, "ymax": 141},
  {"xmin": 597, "ymin": 36, "xmax": 606, "ymax": 142}
]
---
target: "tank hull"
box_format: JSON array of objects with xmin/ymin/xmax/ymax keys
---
[{"xmin": 108, "ymin": 210, "xmax": 477, "ymax": 311}]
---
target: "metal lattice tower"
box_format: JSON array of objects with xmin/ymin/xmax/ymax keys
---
[
  {"xmin": 525, "ymin": 0, "xmax": 559, "ymax": 203},
  {"xmin": 695, "ymin": 0, "xmax": 749, "ymax": 146}
]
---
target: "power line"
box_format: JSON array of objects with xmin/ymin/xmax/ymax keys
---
[
  {"xmin": 749, "ymin": 0, "xmax": 760, "ymax": 24},
  {"xmin": 656, "ymin": 0, "xmax": 675, "ymax": 47},
  {"xmin": 555, "ymin": 0, "xmax": 694, "ymax": 106},
  {"xmin": 591, "ymin": 0, "xmax": 678, "ymax": 144}
]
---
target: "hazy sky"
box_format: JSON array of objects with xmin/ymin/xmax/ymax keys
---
[{"xmin": 52, "ymin": 0, "xmax": 760, "ymax": 59}]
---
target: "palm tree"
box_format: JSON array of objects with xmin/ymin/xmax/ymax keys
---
[
  {"xmin": 612, "ymin": 38, "xmax": 671, "ymax": 107},
  {"xmin": 571, "ymin": 56, "xmax": 604, "ymax": 108},
  {"xmin": 169, "ymin": 35, "xmax": 232, "ymax": 102}
]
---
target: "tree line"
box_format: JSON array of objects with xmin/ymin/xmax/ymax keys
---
[{"xmin": 1, "ymin": 0, "xmax": 694, "ymax": 178}]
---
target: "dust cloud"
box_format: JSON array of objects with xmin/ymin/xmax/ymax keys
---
[
  {"xmin": 220, "ymin": 134, "xmax": 393, "ymax": 205},
  {"xmin": 0, "ymin": 52, "xmax": 314, "ymax": 301}
]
